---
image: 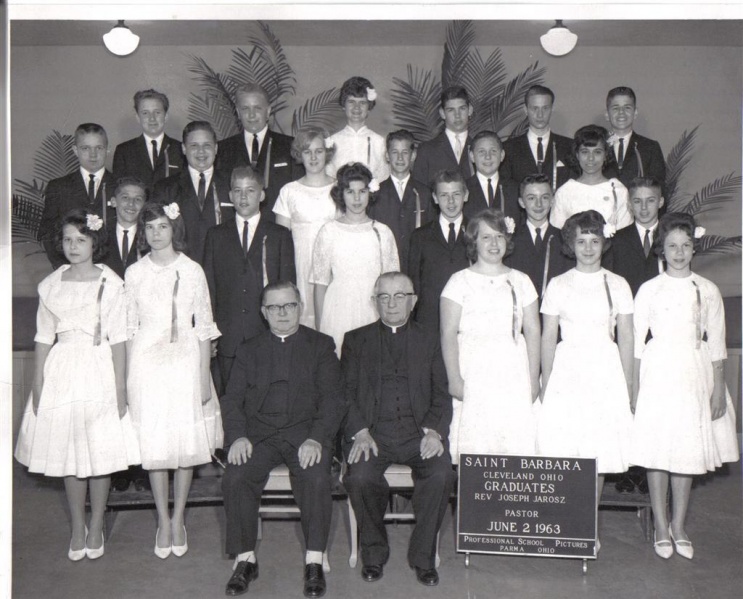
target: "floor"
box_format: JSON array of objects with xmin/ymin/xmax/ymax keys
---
[{"xmin": 11, "ymin": 463, "xmax": 742, "ymax": 599}]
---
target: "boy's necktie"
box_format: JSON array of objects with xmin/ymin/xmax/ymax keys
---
[
  {"xmin": 121, "ymin": 229, "xmax": 129, "ymax": 264},
  {"xmin": 197, "ymin": 173, "xmax": 206, "ymax": 210},
  {"xmin": 448, "ymin": 222, "xmax": 456, "ymax": 248},
  {"xmin": 535, "ymin": 227, "xmax": 543, "ymax": 253},
  {"xmin": 617, "ymin": 138, "xmax": 625, "ymax": 169},
  {"xmin": 537, "ymin": 137, "xmax": 544, "ymax": 172},
  {"xmin": 88, "ymin": 174, "xmax": 96, "ymax": 204},
  {"xmin": 251, "ymin": 134, "xmax": 260, "ymax": 167},
  {"xmin": 487, "ymin": 178, "xmax": 494, "ymax": 207},
  {"xmin": 643, "ymin": 228, "xmax": 651, "ymax": 258},
  {"xmin": 151, "ymin": 140, "xmax": 158, "ymax": 169},
  {"xmin": 454, "ymin": 134, "xmax": 463, "ymax": 162},
  {"xmin": 242, "ymin": 220, "xmax": 249, "ymax": 258}
]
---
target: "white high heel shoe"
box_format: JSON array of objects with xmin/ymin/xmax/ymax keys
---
[
  {"xmin": 68, "ymin": 526, "xmax": 87, "ymax": 562},
  {"xmin": 653, "ymin": 530, "xmax": 673, "ymax": 559},
  {"xmin": 171, "ymin": 525, "xmax": 188, "ymax": 557},
  {"xmin": 669, "ymin": 526, "xmax": 693, "ymax": 560},
  {"xmin": 154, "ymin": 528, "xmax": 172, "ymax": 559}
]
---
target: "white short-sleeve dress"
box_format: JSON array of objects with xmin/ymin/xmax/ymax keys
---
[
  {"xmin": 325, "ymin": 125, "xmax": 390, "ymax": 182},
  {"xmin": 550, "ymin": 178, "xmax": 632, "ymax": 230}
]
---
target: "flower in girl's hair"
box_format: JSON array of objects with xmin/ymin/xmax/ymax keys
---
[
  {"xmin": 163, "ymin": 203, "xmax": 180, "ymax": 220},
  {"xmin": 504, "ymin": 216, "xmax": 516, "ymax": 234},
  {"xmin": 86, "ymin": 214, "xmax": 103, "ymax": 231},
  {"xmin": 694, "ymin": 226, "xmax": 706, "ymax": 239},
  {"xmin": 324, "ymin": 137, "xmax": 334, "ymax": 149},
  {"xmin": 603, "ymin": 223, "xmax": 616, "ymax": 238},
  {"xmin": 366, "ymin": 87, "xmax": 377, "ymax": 102},
  {"xmin": 368, "ymin": 178, "xmax": 380, "ymax": 193}
]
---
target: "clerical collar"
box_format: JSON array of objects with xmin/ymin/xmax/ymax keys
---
[
  {"xmin": 271, "ymin": 330, "xmax": 298, "ymax": 343},
  {"xmin": 381, "ymin": 320, "xmax": 409, "ymax": 334}
]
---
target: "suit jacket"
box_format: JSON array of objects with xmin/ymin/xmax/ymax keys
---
[
  {"xmin": 112, "ymin": 134, "xmax": 185, "ymax": 194},
  {"xmin": 203, "ymin": 216, "xmax": 296, "ymax": 357},
  {"xmin": 215, "ymin": 129, "xmax": 304, "ymax": 220},
  {"xmin": 367, "ymin": 176, "xmax": 435, "ymax": 269},
  {"xmin": 463, "ymin": 174, "xmax": 521, "ymax": 222},
  {"xmin": 407, "ymin": 219, "xmax": 470, "ymax": 330},
  {"xmin": 500, "ymin": 131, "xmax": 573, "ymax": 190},
  {"xmin": 341, "ymin": 320, "xmax": 452, "ymax": 443},
  {"xmin": 101, "ymin": 219, "xmax": 141, "ymax": 278},
  {"xmin": 220, "ymin": 326, "xmax": 344, "ymax": 449},
  {"xmin": 39, "ymin": 170, "xmax": 116, "ymax": 268},
  {"xmin": 152, "ymin": 170, "xmax": 233, "ymax": 265},
  {"xmin": 604, "ymin": 132, "xmax": 666, "ymax": 195},
  {"xmin": 412, "ymin": 132, "xmax": 474, "ymax": 190},
  {"xmin": 602, "ymin": 224, "xmax": 663, "ymax": 297},
  {"xmin": 504, "ymin": 223, "xmax": 573, "ymax": 299}
]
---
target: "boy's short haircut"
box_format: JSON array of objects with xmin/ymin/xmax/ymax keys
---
[
  {"xmin": 628, "ymin": 176, "xmax": 662, "ymax": 196},
  {"xmin": 74, "ymin": 123, "xmax": 108, "ymax": 146},
  {"xmin": 432, "ymin": 168, "xmax": 466, "ymax": 190},
  {"xmin": 440, "ymin": 86, "xmax": 470, "ymax": 108},
  {"xmin": 231, "ymin": 165, "xmax": 265, "ymax": 189},
  {"xmin": 182, "ymin": 121, "xmax": 217, "ymax": 144},
  {"xmin": 133, "ymin": 89, "xmax": 170, "ymax": 113},
  {"xmin": 385, "ymin": 129, "xmax": 417, "ymax": 152},
  {"xmin": 234, "ymin": 83, "xmax": 271, "ymax": 105},
  {"xmin": 524, "ymin": 85, "xmax": 555, "ymax": 105},
  {"xmin": 470, "ymin": 130, "xmax": 503, "ymax": 152},
  {"xmin": 606, "ymin": 86, "xmax": 637, "ymax": 108},
  {"xmin": 339, "ymin": 76, "xmax": 376, "ymax": 110},
  {"xmin": 114, "ymin": 176, "xmax": 147, "ymax": 196},
  {"xmin": 518, "ymin": 173, "xmax": 552, "ymax": 198}
]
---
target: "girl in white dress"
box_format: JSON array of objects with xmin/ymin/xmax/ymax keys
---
[
  {"xmin": 126, "ymin": 202, "xmax": 222, "ymax": 559},
  {"xmin": 537, "ymin": 210, "xmax": 634, "ymax": 547},
  {"xmin": 325, "ymin": 76, "xmax": 389, "ymax": 182},
  {"xmin": 15, "ymin": 209, "xmax": 140, "ymax": 561},
  {"xmin": 550, "ymin": 125, "xmax": 632, "ymax": 230},
  {"xmin": 630, "ymin": 213, "xmax": 739, "ymax": 560},
  {"xmin": 274, "ymin": 127, "xmax": 338, "ymax": 328},
  {"xmin": 311, "ymin": 162, "xmax": 399, "ymax": 356},
  {"xmin": 441, "ymin": 209, "xmax": 541, "ymax": 462}
]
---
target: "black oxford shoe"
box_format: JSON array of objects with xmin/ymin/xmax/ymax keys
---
[
  {"xmin": 361, "ymin": 564, "xmax": 384, "ymax": 582},
  {"xmin": 415, "ymin": 566, "xmax": 439, "ymax": 586},
  {"xmin": 111, "ymin": 476, "xmax": 130, "ymax": 493},
  {"xmin": 303, "ymin": 563, "xmax": 326, "ymax": 598},
  {"xmin": 225, "ymin": 561, "xmax": 259, "ymax": 596}
]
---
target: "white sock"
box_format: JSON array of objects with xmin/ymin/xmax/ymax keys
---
[
  {"xmin": 234, "ymin": 551, "xmax": 256, "ymax": 569},
  {"xmin": 305, "ymin": 550, "xmax": 323, "ymax": 565}
]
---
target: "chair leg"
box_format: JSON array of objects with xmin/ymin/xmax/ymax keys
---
[
  {"xmin": 257, "ymin": 515, "xmax": 262, "ymax": 541},
  {"xmin": 347, "ymin": 497, "xmax": 358, "ymax": 568},
  {"xmin": 435, "ymin": 531, "xmax": 441, "ymax": 568}
]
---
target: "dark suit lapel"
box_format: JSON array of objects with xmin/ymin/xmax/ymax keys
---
[
  {"xmin": 519, "ymin": 135, "xmax": 539, "ymax": 172},
  {"xmin": 138, "ymin": 135, "xmax": 156, "ymax": 174}
]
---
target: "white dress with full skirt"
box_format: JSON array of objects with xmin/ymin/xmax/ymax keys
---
[
  {"xmin": 630, "ymin": 273, "xmax": 739, "ymax": 474},
  {"xmin": 310, "ymin": 219, "xmax": 399, "ymax": 356},
  {"xmin": 442, "ymin": 268, "xmax": 539, "ymax": 462},
  {"xmin": 273, "ymin": 180, "xmax": 337, "ymax": 329},
  {"xmin": 125, "ymin": 253, "xmax": 223, "ymax": 470},
  {"xmin": 537, "ymin": 268, "xmax": 633, "ymax": 473},
  {"xmin": 15, "ymin": 265, "xmax": 140, "ymax": 477}
]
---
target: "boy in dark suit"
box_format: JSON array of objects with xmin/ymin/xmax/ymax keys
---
[
  {"xmin": 408, "ymin": 170, "xmax": 470, "ymax": 332},
  {"xmin": 603, "ymin": 87, "xmax": 666, "ymax": 196},
  {"xmin": 463, "ymin": 131, "xmax": 519, "ymax": 221},
  {"xmin": 112, "ymin": 89, "xmax": 185, "ymax": 194},
  {"xmin": 367, "ymin": 130, "xmax": 434, "ymax": 268},
  {"xmin": 412, "ymin": 86, "xmax": 475, "ymax": 188},
  {"xmin": 152, "ymin": 121, "xmax": 232, "ymax": 265},
  {"xmin": 500, "ymin": 85, "xmax": 572, "ymax": 192},
  {"xmin": 102, "ymin": 176, "xmax": 147, "ymax": 279},
  {"xmin": 38, "ymin": 123, "xmax": 116, "ymax": 268},
  {"xmin": 504, "ymin": 174, "xmax": 572, "ymax": 299},
  {"xmin": 216, "ymin": 83, "xmax": 304, "ymax": 220},
  {"xmin": 203, "ymin": 166, "xmax": 296, "ymax": 392}
]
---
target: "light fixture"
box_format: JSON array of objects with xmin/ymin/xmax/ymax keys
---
[
  {"xmin": 103, "ymin": 20, "xmax": 140, "ymax": 56},
  {"xmin": 540, "ymin": 20, "xmax": 578, "ymax": 57}
]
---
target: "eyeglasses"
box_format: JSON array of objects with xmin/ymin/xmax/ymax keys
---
[
  {"xmin": 264, "ymin": 302, "xmax": 299, "ymax": 314},
  {"xmin": 374, "ymin": 292, "xmax": 414, "ymax": 303}
]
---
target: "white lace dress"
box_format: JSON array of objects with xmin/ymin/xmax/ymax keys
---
[
  {"xmin": 550, "ymin": 178, "xmax": 632, "ymax": 229},
  {"xmin": 125, "ymin": 253, "xmax": 223, "ymax": 470}
]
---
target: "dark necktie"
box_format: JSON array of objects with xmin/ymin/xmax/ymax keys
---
[
  {"xmin": 487, "ymin": 178, "xmax": 494, "ymax": 207},
  {"xmin": 197, "ymin": 173, "xmax": 206, "ymax": 210},
  {"xmin": 121, "ymin": 229, "xmax": 130, "ymax": 264},
  {"xmin": 534, "ymin": 227, "xmax": 543, "ymax": 253},
  {"xmin": 251, "ymin": 134, "xmax": 260, "ymax": 167},
  {"xmin": 617, "ymin": 138, "xmax": 625, "ymax": 169},
  {"xmin": 151, "ymin": 140, "xmax": 158, "ymax": 169},
  {"xmin": 448, "ymin": 222, "xmax": 456, "ymax": 248},
  {"xmin": 242, "ymin": 220, "xmax": 249, "ymax": 258},
  {"xmin": 537, "ymin": 137, "xmax": 544, "ymax": 172},
  {"xmin": 88, "ymin": 174, "xmax": 96, "ymax": 204},
  {"xmin": 643, "ymin": 228, "xmax": 651, "ymax": 258}
]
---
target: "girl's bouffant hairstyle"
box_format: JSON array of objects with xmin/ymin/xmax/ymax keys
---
[
  {"xmin": 330, "ymin": 162, "xmax": 377, "ymax": 213},
  {"xmin": 290, "ymin": 127, "xmax": 336, "ymax": 164},
  {"xmin": 656, "ymin": 212, "xmax": 699, "ymax": 256},
  {"xmin": 568, "ymin": 124, "xmax": 615, "ymax": 176},
  {"xmin": 561, "ymin": 210, "xmax": 612, "ymax": 258},
  {"xmin": 137, "ymin": 202, "xmax": 188, "ymax": 252},
  {"xmin": 339, "ymin": 76, "xmax": 376, "ymax": 110},
  {"xmin": 55, "ymin": 208, "xmax": 109, "ymax": 261},
  {"xmin": 464, "ymin": 209, "xmax": 515, "ymax": 262}
]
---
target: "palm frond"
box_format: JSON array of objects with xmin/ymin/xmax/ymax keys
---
[
  {"xmin": 508, "ymin": 117, "xmax": 530, "ymax": 139},
  {"xmin": 488, "ymin": 62, "xmax": 546, "ymax": 135},
  {"xmin": 246, "ymin": 21, "xmax": 297, "ymax": 109},
  {"xmin": 461, "ymin": 48, "xmax": 509, "ymax": 134},
  {"xmin": 226, "ymin": 47, "xmax": 288, "ymax": 115},
  {"xmin": 664, "ymin": 126, "xmax": 699, "ymax": 209},
  {"xmin": 441, "ymin": 20, "xmax": 475, "ymax": 89},
  {"xmin": 11, "ymin": 181, "xmax": 45, "ymax": 242},
  {"xmin": 186, "ymin": 54, "xmax": 240, "ymax": 134},
  {"xmin": 696, "ymin": 234, "xmax": 742, "ymax": 256},
  {"xmin": 187, "ymin": 92, "xmax": 241, "ymax": 140},
  {"xmin": 291, "ymin": 88, "xmax": 342, "ymax": 136},
  {"xmin": 33, "ymin": 130, "xmax": 77, "ymax": 181},
  {"xmin": 682, "ymin": 173, "xmax": 742, "ymax": 215},
  {"xmin": 390, "ymin": 66, "xmax": 443, "ymax": 143}
]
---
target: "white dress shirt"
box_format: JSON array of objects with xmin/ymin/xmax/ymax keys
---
[
  {"xmin": 116, "ymin": 223, "xmax": 137, "ymax": 260},
  {"xmin": 244, "ymin": 127, "xmax": 268, "ymax": 163},
  {"xmin": 144, "ymin": 133, "xmax": 166, "ymax": 167},
  {"xmin": 439, "ymin": 214, "xmax": 464, "ymax": 239},
  {"xmin": 391, "ymin": 174, "xmax": 411, "ymax": 200},
  {"xmin": 236, "ymin": 212, "xmax": 262, "ymax": 252},
  {"xmin": 527, "ymin": 129, "xmax": 551, "ymax": 164}
]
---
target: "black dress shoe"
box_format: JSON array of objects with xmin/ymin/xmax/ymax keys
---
[
  {"xmin": 225, "ymin": 561, "xmax": 259, "ymax": 596},
  {"xmin": 361, "ymin": 564, "xmax": 383, "ymax": 582},
  {"xmin": 303, "ymin": 563, "xmax": 326, "ymax": 598},
  {"xmin": 133, "ymin": 476, "xmax": 149, "ymax": 492},
  {"xmin": 614, "ymin": 474, "xmax": 635, "ymax": 494},
  {"xmin": 415, "ymin": 566, "xmax": 439, "ymax": 586},
  {"xmin": 111, "ymin": 476, "xmax": 130, "ymax": 492}
]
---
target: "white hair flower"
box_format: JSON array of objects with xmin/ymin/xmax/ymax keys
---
[
  {"xmin": 504, "ymin": 216, "xmax": 516, "ymax": 235},
  {"xmin": 163, "ymin": 202, "xmax": 180, "ymax": 220},
  {"xmin": 603, "ymin": 223, "xmax": 616, "ymax": 238},
  {"xmin": 86, "ymin": 214, "xmax": 103, "ymax": 231},
  {"xmin": 368, "ymin": 178, "xmax": 380, "ymax": 193},
  {"xmin": 324, "ymin": 137, "xmax": 334, "ymax": 149},
  {"xmin": 366, "ymin": 87, "xmax": 377, "ymax": 102},
  {"xmin": 694, "ymin": 226, "xmax": 706, "ymax": 239}
]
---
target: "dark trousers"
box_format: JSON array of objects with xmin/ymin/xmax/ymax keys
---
[
  {"xmin": 215, "ymin": 354, "xmax": 235, "ymax": 396},
  {"xmin": 222, "ymin": 436, "xmax": 333, "ymax": 555},
  {"xmin": 343, "ymin": 436, "xmax": 456, "ymax": 569}
]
